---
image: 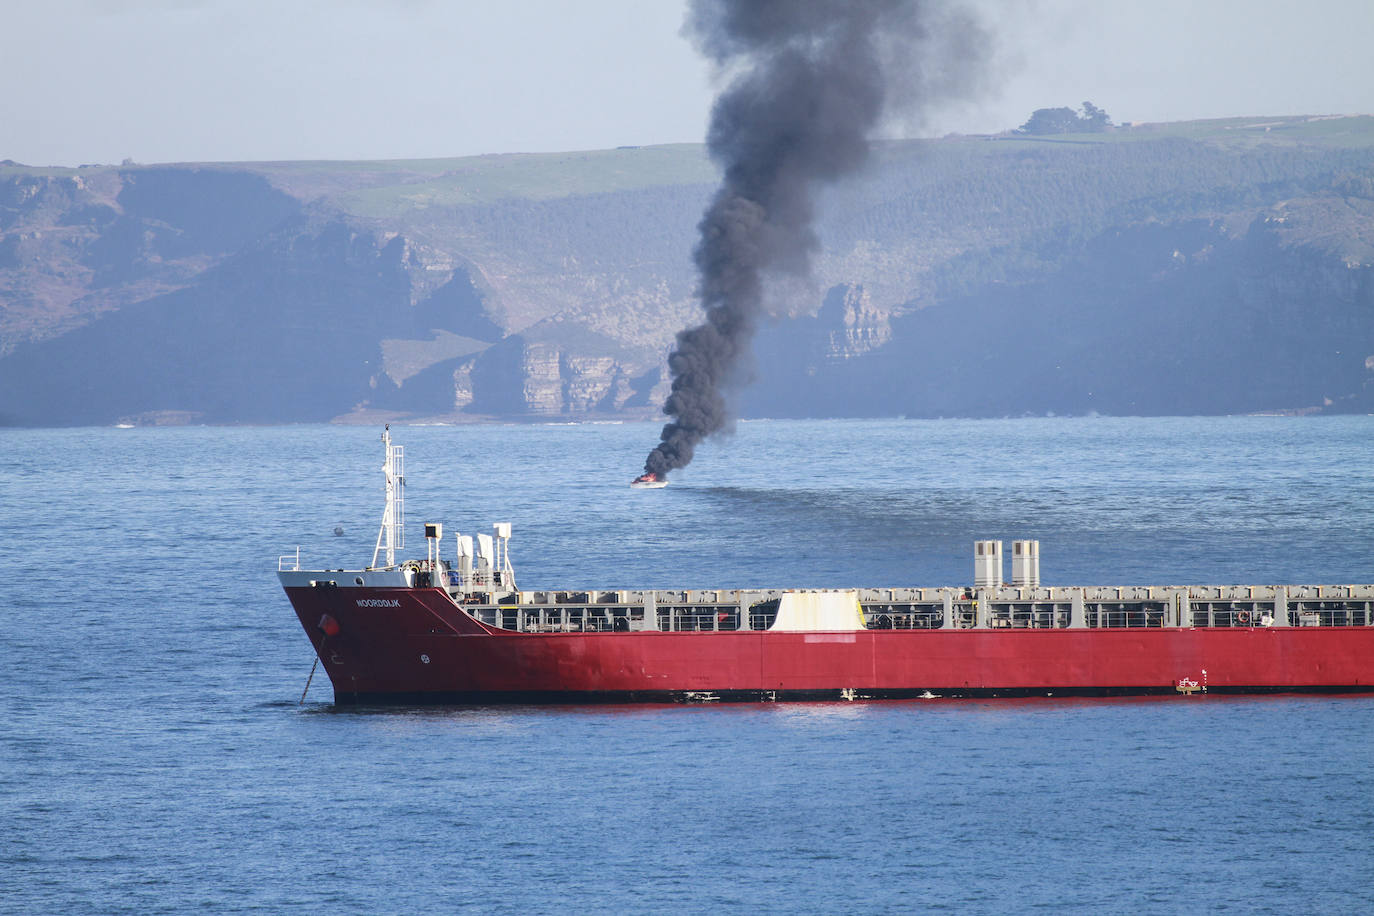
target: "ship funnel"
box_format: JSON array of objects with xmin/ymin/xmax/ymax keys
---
[
  {"xmin": 974, "ymin": 540, "xmax": 1003, "ymax": 588},
  {"xmin": 1011, "ymin": 539, "xmax": 1040, "ymax": 587}
]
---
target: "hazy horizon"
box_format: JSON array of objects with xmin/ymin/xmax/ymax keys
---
[{"xmin": 5, "ymin": 0, "xmax": 1374, "ymax": 168}]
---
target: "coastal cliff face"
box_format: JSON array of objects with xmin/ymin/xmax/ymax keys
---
[
  {"xmin": 1, "ymin": 116, "xmax": 1372, "ymax": 425},
  {"xmin": 823, "ymin": 285, "xmax": 892, "ymax": 360},
  {"xmin": 747, "ymin": 216, "xmax": 1374, "ymax": 418}
]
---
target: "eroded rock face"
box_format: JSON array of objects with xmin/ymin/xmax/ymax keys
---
[
  {"xmin": 520, "ymin": 343, "xmax": 564, "ymax": 415},
  {"xmin": 451, "ymin": 362, "xmax": 475, "ymax": 411},
  {"xmin": 744, "ymin": 215, "xmax": 1374, "ymax": 419},
  {"xmin": 821, "ymin": 284, "xmax": 891, "ymax": 360},
  {"xmin": 456, "ymin": 339, "xmax": 649, "ymax": 417},
  {"xmin": 394, "ymin": 237, "xmax": 457, "ymax": 305},
  {"xmin": 562, "ymin": 354, "xmax": 620, "ymax": 412}
]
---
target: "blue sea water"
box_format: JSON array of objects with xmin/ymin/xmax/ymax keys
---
[{"xmin": 2, "ymin": 417, "xmax": 1372, "ymax": 914}]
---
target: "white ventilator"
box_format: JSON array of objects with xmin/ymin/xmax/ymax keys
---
[
  {"xmin": 492, "ymin": 523, "xmax": 514, "ymax": 588},
  {"xmin": 974, "ymin": 540, "xmax": 1003, "ymax": 588},
  {"xmin": 475, "ymin": 533, "xmax": 494, "ymax": 585},
  {"xmin": 1011, "ymin": 540, "xmax": 1040, "ymax": 587}
]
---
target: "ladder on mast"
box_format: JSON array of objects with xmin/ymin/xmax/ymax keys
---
[{"xmin": 371, "ymin": 426, "xmax": 404, "ymax": 568}]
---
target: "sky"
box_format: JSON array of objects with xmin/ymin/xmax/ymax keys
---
[{"xmin": 5, "ymin": 0, "xmax": 1374, "ymax": 167}]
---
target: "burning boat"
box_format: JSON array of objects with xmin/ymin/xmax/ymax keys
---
[
  {"xmin": 278, "ymin": 431, "xmax": 1374, "ymax": 704},
  {"xmin": 630, "ymin": 472, "xmax": 669, "ymax": 489}
]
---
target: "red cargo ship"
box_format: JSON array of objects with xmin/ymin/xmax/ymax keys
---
[{"xmin": 279, "ymin": 431, "xmax": 1374, "ymax": 704}]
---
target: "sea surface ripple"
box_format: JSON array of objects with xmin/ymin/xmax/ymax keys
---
[{"xmin": 2, "ymin": 417, "xmax": 1371, "ymax": 914}]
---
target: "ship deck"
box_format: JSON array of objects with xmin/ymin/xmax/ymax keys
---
[{"xmin": 448, "ymin": 583, "xmax": 1374, "ymax": 633}]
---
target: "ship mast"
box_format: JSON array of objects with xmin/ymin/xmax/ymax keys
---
[{"xmin": 371, "ymin": 425, "xmax": 405, "ymax": 569}]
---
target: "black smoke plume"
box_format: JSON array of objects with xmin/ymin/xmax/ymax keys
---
[{"xmin": 644, "ymin": 0, "xmax": 989, "ymax": 478}]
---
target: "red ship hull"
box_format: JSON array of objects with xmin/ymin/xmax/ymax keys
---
[{"xmin": 286, "ymin": 587, "xmax": 1374, "ymax": 703}]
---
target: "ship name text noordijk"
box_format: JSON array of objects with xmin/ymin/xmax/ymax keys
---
[{"xmin": 356, "ymin": 598, "xmax": 401, "ymax": 608}]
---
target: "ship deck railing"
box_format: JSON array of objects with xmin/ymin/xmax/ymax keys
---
[{"xmin": 447, "ymin": 584, "xmax": 1374, "ymax": 634}]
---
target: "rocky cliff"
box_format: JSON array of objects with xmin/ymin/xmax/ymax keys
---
[{"xmin": 1, "ymin": 116, "xmax": 1372, "ymax": 425}]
